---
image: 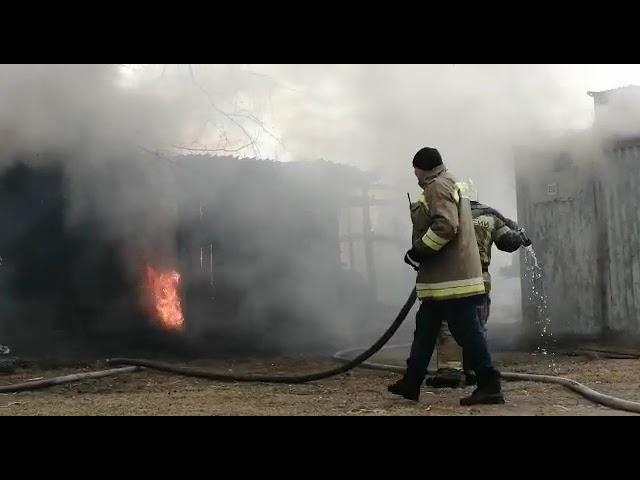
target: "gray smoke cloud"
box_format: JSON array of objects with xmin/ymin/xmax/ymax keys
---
[
  {"xmin": 0, "ymin": 64, "xmax": 387, "ymax": 356},
  {"xmin": 0, "ymin": 64, "xmax": 635, "ymax": 356},
  {"xmin": 246, "ymin": 64, "xmax": 602, "ymax": 332},
  {"xmin": 0, "ymin": 64, "xmax": 282, "ymax": 263},
  {"xmin": 243, "ymin": 66, "xmax": 640, "ymax": 332},
  {"xmin": 0, "ymin": 65, "xmax": 181, "ymax": 155}
]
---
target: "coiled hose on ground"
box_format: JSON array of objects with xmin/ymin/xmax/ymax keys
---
[{"xmin": 2, "ymin": 289, "xmax": 640, "ymax": 414}]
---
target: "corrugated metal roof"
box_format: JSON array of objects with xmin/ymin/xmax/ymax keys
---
[{"xmin": 588, "ymin": 85, "xmax": 640, "ymax": 104}]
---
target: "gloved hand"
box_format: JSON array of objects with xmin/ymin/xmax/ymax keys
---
[
  {"xmin": 519, "ymin": 229, "xmax": 532, "ymax": 247},
  {"xmin": 404, "ymin": 249, "xmax": 421, "ymax": 271},
  {"xmin": 505, "ymin": 219, "xmax": 520, "ymax": 231}
]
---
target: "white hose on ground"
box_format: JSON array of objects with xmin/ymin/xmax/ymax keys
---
[
  {"xmin": 333, "ymin": 344, "xmax": 640, "ymax": 414},
  {"xmin": 0, "ymin": 366, "xmax": 140, "ymax": 393}
]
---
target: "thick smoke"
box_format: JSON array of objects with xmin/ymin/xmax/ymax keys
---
[
  {"xmin": 247, "ymin": 65, "xmax": 593, "ymax": 332},
  {"xmin": 0, "ymin": 65, "xmax": 183, "ymax": 155},
  {"xmin": 242, "ymin": 65, "xmax": 640, "ymax": 343},
  {"xmin": 0, "ymin": 65, "xmax": 286, "ymax": 247},
  {"xmin": 0, "ymin": 64, "xmax": 635, "ymax": 357},
  {"xmin": 0, "ymin": 65, "xmax": 381, "ymax": 357}
]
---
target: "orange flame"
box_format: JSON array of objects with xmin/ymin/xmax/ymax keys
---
[{"xmin": 145, "ymin": 265, "xmax": 185, "ymax": 331}]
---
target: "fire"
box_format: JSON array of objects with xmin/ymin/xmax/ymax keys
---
[{"xmin": 145, "ymin": 265, "xmax": 185, "ymax": 331}]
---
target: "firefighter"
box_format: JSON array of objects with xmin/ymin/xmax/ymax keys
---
[
  {"xmin": 388, "ymin": 148, "xmax": 504, "ymax": 405},
  {"xmin": 429, "ymin": 184, "xmax": 532, "ymax": 388}
]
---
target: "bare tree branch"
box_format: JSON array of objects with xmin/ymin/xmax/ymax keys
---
[
  {"xmin": 242, "ymin": 68, "xmax": 301, "ymax": 93},
  {"xmin": 187, "ymin": 64, "xmax": 260, "ymax": 157},
  {"xmin": 136, "ymin": 144, "xmax": 180, "ymax": 166},
  {"xmin": 131, "ymin": 65, "xmax": 282, "ymax": 159},
  {"xmin": 228, "ymin": 110, "xmax": 282, "ymax": 145},
  {"xmin": 171, "ymin": 143, "xmax": 253, "ymax": 154},
  {"xmin": 186, "ymin": 64, "xmax": 285, "ymax": 153}
]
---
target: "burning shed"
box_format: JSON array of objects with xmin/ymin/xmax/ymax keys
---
[{"xmin": 0, "ymin": 150, "xmax": 377, "ymax": 360}]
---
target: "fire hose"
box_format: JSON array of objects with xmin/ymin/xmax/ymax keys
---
[
  {"xmin": 2, "ymin": 289, "xmax": 640, "ymax": 414},
  {"xmin": 0, "ymin": 366, "xmax": 139, "ymax": 394},
  {"xmin": 0, "ymin": 289, "xmax": 416, "ymax": 393},
  {"xmin": 333, "ymin": 345, "xmax": 640, "ymax": 414},
  {"xmin": 103, "ymin": 289, "xmax": 418, "ymax": 383}
]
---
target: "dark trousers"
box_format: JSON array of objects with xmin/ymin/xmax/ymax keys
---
[
  {"xmin": 460, "ymin": 294, "xmax": 492, "ymax": 373},
  {"xmin": 407, "ymin": 295, "xmax": 499, "ymax": 385},
  {"xmin": 477, "ymin": 293, "xmax": 491, "ymax": 329}
]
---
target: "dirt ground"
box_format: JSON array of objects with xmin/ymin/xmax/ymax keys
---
[{"xmin": 1, "ymin": 350, "xmax": 640, "ymax": 416}]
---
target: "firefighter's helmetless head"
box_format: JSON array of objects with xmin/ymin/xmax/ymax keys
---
[{"xmin": 412, "ymin": 147, "xmax": 443, "ymax": 188}]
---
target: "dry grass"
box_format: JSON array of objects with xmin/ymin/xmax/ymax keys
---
[{"xmin": 1, "ymin": 352, "xmax": 639, "ymax": 416}]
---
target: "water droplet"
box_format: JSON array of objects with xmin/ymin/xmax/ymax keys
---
[{"xmin": 524, "ymin": 246, "xmax": 558, "ymax": 373}]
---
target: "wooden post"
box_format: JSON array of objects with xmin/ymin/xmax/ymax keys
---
[
  {"xmin": 346, "ymin": 207, "xmax": 355, "ymax": 270},
  {"xmin": 362, "ymin": 186, "xmax": 377, "ymax": 300}
]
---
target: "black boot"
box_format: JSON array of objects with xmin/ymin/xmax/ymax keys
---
[
  {"xmin": 388, "ymin": 368, "xmax": 423, "ymax": 401},
  {"xmin": 464, "ymin": 371, "xmax": 477, "ymax": 386},
  {"xmin": 460, "ymin": 370, "xmax": 504, "ymax": 406}
]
